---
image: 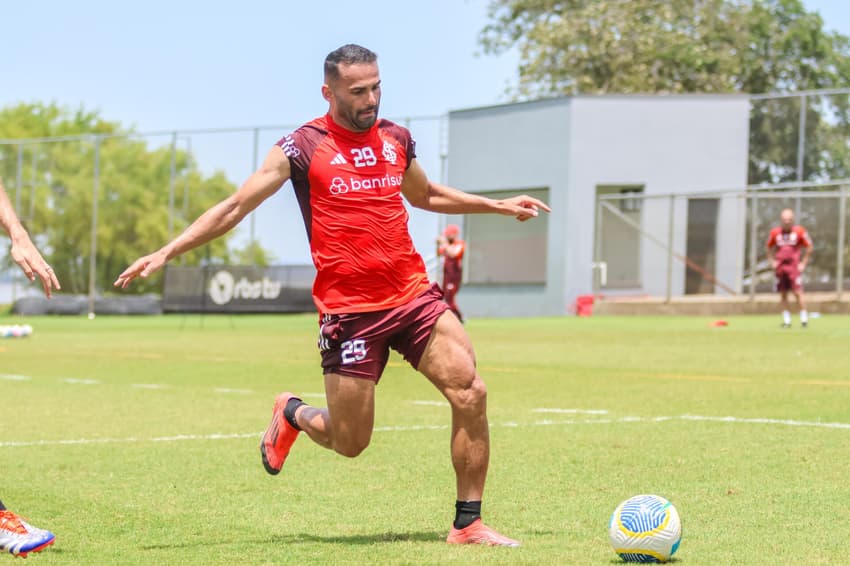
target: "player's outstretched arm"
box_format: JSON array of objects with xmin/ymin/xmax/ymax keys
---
[
  {"xmin": 0, "ymin": 178, "xmax": 61, "ymax": 297},
  {"xmin": 114, "ymin": 147, "xmax": 291, "ymax": 289},
  {"xmin": 401, "ymin": 159, "xmax": 550, "ymax": 221}
]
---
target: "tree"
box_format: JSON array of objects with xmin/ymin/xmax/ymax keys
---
[
  {"xmin": 480, "ymin": 0, "xmax": 850, "ymax": 184},
  {"xmin": 230, "ymin": 240, "xmax": 277, "ymax": 267},
  {"xmin": 0, "ymin": 103, "xmax": 247, "ymax": 294}
]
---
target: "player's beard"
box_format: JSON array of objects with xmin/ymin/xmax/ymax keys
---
[{"xmin": 350, "ymin": 104, "xmax": 379, "ymax": 131}]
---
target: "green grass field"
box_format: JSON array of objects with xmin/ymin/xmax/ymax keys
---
[{"xmin": 2, "ymin": 313, "xmax": 849, "ymax": 565}]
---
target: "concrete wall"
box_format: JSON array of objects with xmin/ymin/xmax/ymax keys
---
[
  {"xmin": 446, "ymin": 95, "xmax": 751, "ymax": 317},
  {"xmin": 446, "ymin": 99, "xmax": 571, "ymax": 317},
  {"xmin": 567, "ymin": 95, "xmax": 750, "ymax": 303}
]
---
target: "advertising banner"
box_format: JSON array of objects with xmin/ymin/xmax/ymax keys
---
[{"xmin": 162, "ymin": 265, "xmax": 316, "ymax": 313}]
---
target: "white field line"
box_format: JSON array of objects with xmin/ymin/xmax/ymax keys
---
[
  {"xmin": 3, "ymin": 374, "xmax": 326, "ymax": 399},
  {"xmin": 411, "ymin": 400, "xmax": 449, "ymax": 407},
  {"xmin": 63, "ymin": 378, "xmax": 100, "ymax": 385},
  {"xmin": 3, "ymin": 413, "xmax": 850, "ymax": 449},
  {"xmin": 0, "ymin": 432, "xmax": 259, "ymax": 447},
  {"xmin": 532, "ymin": 408, "xmax": 609, "ymax": 415}
]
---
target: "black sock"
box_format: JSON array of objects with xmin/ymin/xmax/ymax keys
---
[
  {"xmin": 453, "ymin": 500, "xmax": 481, "ymax": 529},
  {"xmin": 283, "ymin": 397, "xmax": 305, "ymax": 431},
  {"xmin": 0, "ymin": 500, "xmax": 5, "ymax": 511}
]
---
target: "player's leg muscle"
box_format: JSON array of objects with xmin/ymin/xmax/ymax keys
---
[
  {"xmin": 323, "ymin": 372, "xmax": 375, "ymax": 458},
  {"xmin": 417, "ymin": 311, "xmax": 489, "ymax": 500},
  {"xmin": 417, "ymin": 311, "xmax": 484, "ymax": 410}
]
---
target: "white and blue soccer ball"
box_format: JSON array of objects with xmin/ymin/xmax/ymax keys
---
[{"xmin": 609, "ymin": 494, "xmax": 681, "ymax": 563}]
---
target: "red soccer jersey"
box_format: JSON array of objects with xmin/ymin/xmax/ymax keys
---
[
  {"xmin": 439, "ymin": 240, "xmax": 465, "ymax": 285},
  {"xmin": 766, "ymin": 225, "xmax": 812, "ymax": 265},
  {"xmin": 278, "ymin": 115, "xmax": 429, "ymax": 314}
]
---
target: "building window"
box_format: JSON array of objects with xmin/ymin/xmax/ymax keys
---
[
  {"xmin": 464, "ymin": 188, "xmax": 549, "ymax": 285},
  {"xmin": 619, "ymin": 187, "xmax": 643, "ymax": 213}
]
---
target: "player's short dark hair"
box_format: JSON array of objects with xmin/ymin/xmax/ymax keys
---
[{"xmin": 324, "ymin": 44, "xmax": 378, "ymax": 82}]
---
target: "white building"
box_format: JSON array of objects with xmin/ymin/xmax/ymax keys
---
[{"xmin": 443, "ymin": 95, "xmax": 751, "ymax": 317}]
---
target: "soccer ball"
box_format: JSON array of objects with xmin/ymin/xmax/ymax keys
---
[{"xmin": 609, "ymin": 494, "xmax": 681, "ymax": 563}]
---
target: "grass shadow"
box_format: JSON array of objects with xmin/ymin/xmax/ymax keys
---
[{"xmin": 141, "ymin": 530, "xmax": 446, "ymax": 551}]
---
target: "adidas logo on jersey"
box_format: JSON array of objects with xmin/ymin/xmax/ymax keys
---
[{"xmin": 330, "ymin": 153, "xmax": 347, "ymax": 165}]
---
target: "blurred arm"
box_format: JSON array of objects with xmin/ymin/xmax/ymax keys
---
[
  {"xmin": 800, "ymin": 242, "xmax": 812, "ymax": 270},
  {"xmin": 0, "ymin": 178, "xmax": 61, "ymax": 296}
]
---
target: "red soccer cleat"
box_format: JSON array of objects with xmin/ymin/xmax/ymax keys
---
[
  {"xmin": 260, "ymin": 392, "xmax": 301, "ymax": 475},
  {"xmin": 0, "ymin": 510, "xmax": 55, "ymax": 558},
  {"xmin": 446, "ymin": 519, "xmax": 521, "ymax": 547}
]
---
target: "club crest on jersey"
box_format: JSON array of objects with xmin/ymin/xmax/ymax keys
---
[
  {"xmin": 778, "ymin": 232, "xmax": 799, "ymax": 245},
  {"xmin": 382, "ymin": 140, "xmax": 398, "ymax": 165}
]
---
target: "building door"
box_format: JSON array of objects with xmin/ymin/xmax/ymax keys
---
[
  {"xmin": 685, "ymin": 198, "xmax": 719, "ymax": 294},
  {"xmin": 596, "ymin": 185, "xmax": 644, "ymax": 288}
]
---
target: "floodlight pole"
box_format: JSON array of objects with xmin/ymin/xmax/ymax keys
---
[
  {"xmin": 250, "ymin": 127, "xmax": 259, "ymax": 252},
  {"xmin": 438, "ymin": 115, "xmax": 449, "ymax": 237},
  {"xmin": 593, "ymin": 196, "xmax": 603, "ymax": 295},
  {"xmin": 838, "ymin": 185, "xmax": 846, "ymax": 300},
  {"xmin": 11, "ymin": 145, "xmax": 23, "ymax": 304},
  {"xmin": 795, "ymin": 94, "xmax": 807, "ymax": 217},
  {"xmin": 29, "ymin": 150, "xmax": 37, "ymax": 222},
  {"xmin": 748, "ymin": 191, "xmax": 758, "ymax": 302},
  {"xmin": 665, "ymin": 195, "xmax": 675, "ymax": 303},
  {"xmin": 88, "ymin": 136, "xmax": 101, "ymax": 318},
  {"xmin": 181, "ymin": 136, "xmax": 192, "ymax": 265},
  {"xmin": 15, "ymin": 145, "xmax": 23, "ymax": 214},
  {"xmin": 168, "ymin": 131, "xmax": 177, "ymax": 241}
]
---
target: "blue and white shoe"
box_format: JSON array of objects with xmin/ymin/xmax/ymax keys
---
[{"xmin": 0, "ymin": 509, "xmax": 55, "ymax": 558}]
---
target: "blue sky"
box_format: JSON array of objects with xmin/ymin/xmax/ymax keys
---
[
  {"xmin": 3, "ymin": 0, "xmax": 849, "ymax": 265},
  {"xmin": 4, "ymin": 0, "xmax": 519, "ymax": 129}
]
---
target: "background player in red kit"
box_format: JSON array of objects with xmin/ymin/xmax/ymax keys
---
[
  {"xmin": 115, "ymin": 44, "xmax": 549, "ymax": 547},
  {"xmin": 437, "ymin": 224, "xmax": 465, "ymax": 322},
  {"xmin": 766, "ymin": 208, "xmax": 813, "ymax": 328}
]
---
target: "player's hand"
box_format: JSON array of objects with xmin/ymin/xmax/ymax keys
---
[
  {"xmin": 114, "ymin": 251, "xmax": 168, "ymax": 289},
  {"xmin": 500, "ymin": 195, "xmax": 551, "ymax": 222},
  {"xmin": 771, "ymin": 260, "xmax": 778, "ymax": 270},
  {"xmin": 799, "ymin": 262, "xmax": 807, "ymax": 272},
  {"xmin": 9, "ymin": 236, "xmax": 61, "ymax": 298}
]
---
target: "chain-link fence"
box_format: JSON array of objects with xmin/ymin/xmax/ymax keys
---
[
  {"xmin": 4, "ymin": 89, "xmax": 850, "ymax": 311},
  {"xmin": 0, "ymin": 116, "xmax": 447, "ymax": 310},
  {"xmin": 749, "ymin": 88, "xmax": 850, "ymax": 186},
  {"xmin": 594, "ymin": 181, "xmax": 850, "ymax": 301}
]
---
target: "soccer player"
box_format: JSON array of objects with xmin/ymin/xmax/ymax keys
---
[
  {"xmin": 766, "ymin": 208, "xmax": 813, "ymax": 328},
  {"xmin": 436, "ymin": 224, "xmax": 465, "ymax": 322},
  {"xmin": 0, "ymin": 179, "xmax": 59, "ymax": 558},
  {"xmin": 115, "ymin": 44, "xmax": 549, "ymax": 547}
]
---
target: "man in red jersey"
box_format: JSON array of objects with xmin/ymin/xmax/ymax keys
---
[
  {"xmin": 437, "ymin": 224, "xmax": 465, "ymax": 322},
  {"xmin": 0, "ymin": 180, "xmax": 58, "ymax": 558},
  {"xmin": 115, "ymin": 44, "xmax": 549, "ymax": 547},
  {"xmin": 766, "ymin": 208, "xmax": 813, "ymax": 328}
]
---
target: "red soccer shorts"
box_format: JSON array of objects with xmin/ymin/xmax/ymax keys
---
[
  {"xmin": 317, "ymin": 283, "xmax": 450, "ymax": 382},
  {"xmin": 775, "ymin": 264, "xmax": 802, "ymax": 293}
]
